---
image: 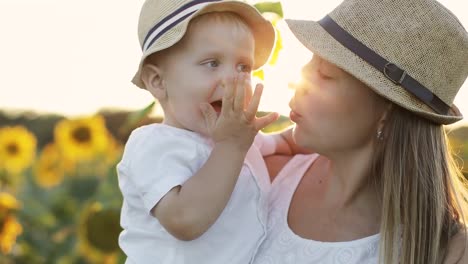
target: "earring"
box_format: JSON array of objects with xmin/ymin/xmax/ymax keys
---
[{"xmin": 377, "ymin": 130, "xmax": 383, "ymax": 140}]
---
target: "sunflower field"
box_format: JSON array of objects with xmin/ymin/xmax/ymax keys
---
[
  {"xmin": 1, "ymin": 103, "xmax": 468, "ymax": 263},
  {"xmin": 0, "ymin": 104, "xmax": 295, "ymax": 263},
  {"xmin": 0, "ymin": 2, "xmax": 290, "ymax": 262},
  {"xmin": 0, "ymin": 111, "xmax": 129, "ymax": 263},
  {"xmin": 1, "ymin": 1, "xmax": 468, "ymax": 263}
]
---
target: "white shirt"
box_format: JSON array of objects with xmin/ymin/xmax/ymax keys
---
[
  {"xmin": 117, "ymin": 124, "xmax": 275, "ymax": 264},
  {"xmin": 252, "ymin": 154, "xmax": 380, "ymax": 264}
]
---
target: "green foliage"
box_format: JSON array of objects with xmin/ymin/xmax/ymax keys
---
[
  {"xmin": 118, "ymin": 102, "xmax": 156, "ymax": 138},
  {"xmin": 260, "ymin": 112, "xmax": 293, "ymax": 133},
  {"xmin": 254, "ymin": 1, "xmax": 283, "ymax": 17}
]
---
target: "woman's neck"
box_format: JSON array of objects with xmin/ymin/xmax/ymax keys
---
[{"xmin": 322, "ymin": 144, "xmax": 381, "ymax": 219}]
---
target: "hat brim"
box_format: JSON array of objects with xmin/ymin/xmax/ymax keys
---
[
  {"xmin": 132, "ymin": 1, "xmax": 275, "ymax": 90},
  {"xmin": 286, "ymin": 19, "xmax": 462, "ymax": 125}
]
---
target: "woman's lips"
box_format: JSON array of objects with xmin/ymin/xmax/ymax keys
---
[{"xmin": 289, "ymin": 110, "xmax": 301, "ymax": 123}]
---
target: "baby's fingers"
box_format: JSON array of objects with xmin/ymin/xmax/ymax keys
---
[
  {"xmin": 200, "ymin": 103, "xmax": 217, "ymax": 135},
  {"xmin": 244, "ymin": 83, "xmax": 263, "ymax": 121},
  {"xmin": 221, "ymin": 79, "xmax": 235, "ymax": 114},
  {"xmin": 244, "ymin": 78, "xmax": 253, "ymax": 109},
  {"xmin": 234, "ymin": 74, "xmax": 246, "ymax": 111}
]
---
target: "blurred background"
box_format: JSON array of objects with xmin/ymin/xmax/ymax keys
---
[{"xmin": 0, "ymin": 0, "xmax": 467, "ymax": 263}]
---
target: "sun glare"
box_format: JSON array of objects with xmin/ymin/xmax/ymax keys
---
[{"xmin": 256, "ymin": 20, "xmax": 310, "ymax": 117}]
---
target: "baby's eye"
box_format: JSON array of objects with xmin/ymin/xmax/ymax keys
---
[
  {"xmin": 237, "ymin": 64, "xmax": 252, "ymax": 73},
  {"xmin": 203, "ymin": 60, "xmax": 220, "ymax": 68}
]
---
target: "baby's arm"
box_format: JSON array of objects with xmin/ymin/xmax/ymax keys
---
[{"xmin": 152, "ymin": 74, "xmax": 278, "ymax": 241}]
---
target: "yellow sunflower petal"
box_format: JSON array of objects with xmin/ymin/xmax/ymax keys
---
[
  {"xmin": 0, "ymin": 192, "xmax": 20, "ymax": 211},
  {"xmin": 0, "ymin": 126, "xmax": 37, "ymax": 174},
  {"xmin": 54, "ymin": 115, "xmax": 110, "ymax": 163},
  {"xmin": 0, "ymin": 215, "xmax": 22, "ymax": 254},
  {"xmin": 34, "ymin": 143, "xmax": 66, "ymax": 188}
]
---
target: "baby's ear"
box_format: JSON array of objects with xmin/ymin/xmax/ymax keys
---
[{"xmin": 141, "ymin": 64, "xmax": 167, "ymax": 100}]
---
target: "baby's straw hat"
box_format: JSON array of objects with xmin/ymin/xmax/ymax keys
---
[
  {"xmin": 287, "ymin": 0, "xmax": 468, "ymax": 124},
  {"xmin": 132, "ymin": 0, "xmax": 275, "ymax": 90}
]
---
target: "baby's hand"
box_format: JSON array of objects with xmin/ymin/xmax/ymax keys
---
[{"xmin": 200, "ymin": 73, "xmax": 279, "ymax": 152}]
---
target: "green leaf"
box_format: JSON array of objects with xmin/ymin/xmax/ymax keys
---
[
  {"xmin": 119, "ymin": 101, "xmax": 156, "ymax": 136},
  {"xmin": 254, "ymin": 1, "xmax": 283, "ymax": 17}
]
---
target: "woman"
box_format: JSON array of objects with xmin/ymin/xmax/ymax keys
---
[{"xmin": 253, "ymin": 0, "xmax": 468, "ymax": 263}]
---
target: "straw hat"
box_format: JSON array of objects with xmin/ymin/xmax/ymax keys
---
[
  {"xmin": 132, "ymin": 0, "xmax": 275, "ymax": 90},
  {"xmin": 286, "ymin": 0, "xmax": 468, "ymax": 124}
]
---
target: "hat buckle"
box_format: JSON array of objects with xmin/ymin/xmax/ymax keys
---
[{"xmin": 383, "ymin": 63, "xmax": 407, "ymax": 85}]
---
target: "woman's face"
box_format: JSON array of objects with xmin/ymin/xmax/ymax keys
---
[{"xmin": 289, "ymin": 55, "xmax": 387, "ymax": 155}]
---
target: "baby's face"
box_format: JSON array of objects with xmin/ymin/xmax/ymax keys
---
[{"xmin": 159, "ymin": 18, "xmax": 255, "ymax": 136}]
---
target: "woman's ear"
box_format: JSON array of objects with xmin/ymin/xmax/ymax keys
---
[
  {"xmin": 377, "ymin": 103, "xmax": 393, "ymax": 132},
  {"xmin": 141, "ymin": 64, "xmax": 167, "ymax": 101}
]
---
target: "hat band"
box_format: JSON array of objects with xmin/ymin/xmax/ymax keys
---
[
  {"xmin": 143, "ymin": 0, "xmax": 222, "ymax": 52},
  {"xmin": 318, "ymin": 15, "xmax": 450, "ymax": 115}
]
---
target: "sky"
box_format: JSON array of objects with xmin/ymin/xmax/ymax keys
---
[{"xmin": 0, "ymin": 0, "xmax": 467, "ymax": 126}]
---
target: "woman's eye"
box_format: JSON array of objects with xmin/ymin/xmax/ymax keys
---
[
  {"xmin": 318, "ymin": 70, "xmax": 332, "ymax": 80},
  {"xmin": 237, "ymin": 64, "xmax": 252, "ymax": 73}
]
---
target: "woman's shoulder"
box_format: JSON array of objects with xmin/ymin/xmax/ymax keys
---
[{"xmin": 444, "ymin": 227, "xmax": 468, "ymax": 264}]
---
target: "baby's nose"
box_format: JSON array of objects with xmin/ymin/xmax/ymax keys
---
[{"xmin": 220, "ymin": 66, "xmax": 239, "ymax": 81}]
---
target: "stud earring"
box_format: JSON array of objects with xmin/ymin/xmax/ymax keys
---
[{"xmin": 377, "ymin": 130, "xmax": 383, "ymax": 140}]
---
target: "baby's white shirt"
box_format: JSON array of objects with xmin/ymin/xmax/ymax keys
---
[{"xmin": 117, "ymin": 124, "xmax": 274, "ymax": 264}]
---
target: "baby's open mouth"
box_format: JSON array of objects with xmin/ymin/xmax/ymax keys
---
[{"xmin": 210, "ymin": 100, "xmax": 222, "ymax": 113}]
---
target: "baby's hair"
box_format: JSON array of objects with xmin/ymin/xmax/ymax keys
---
[{"xmin": 146, "ymin": 11, "xmax": 254, "ymax": 66}]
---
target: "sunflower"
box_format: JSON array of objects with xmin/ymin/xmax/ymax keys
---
[
  {"xmin": 34, "ymin": 143, "xmax": 70, "ymax": 188},
  {"xmin": 0, "ymin": 215, "xmax": 22, "ymax": 254},
  {"xmin": 104, "ymin": 137, "xmax": 123, "ymax": 166},
  {"xmin": 94, "ymin": 137, "xmax": 123, "ymax": 177},
  {"xmin": 0, "ymin": 126, "xmax": 37, "ymax": 175},
  {"xmin": 54, "ymin": 115, "xmax": 110, "ymax": 163},
  {"xmin": 0, "ymin": 192, "xmax": 20, "ymax": 212},
  {"xmin": 77, "ymin": 202, "xmax": 121, "ymax": 263},
  {"xmin": 0, "ymin": 192, "xmax": 20, "ymax": 225}
]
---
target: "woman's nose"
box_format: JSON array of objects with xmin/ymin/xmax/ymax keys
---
[{"xmin": 289, "ymin": 94, "xmax": 295, "ymax": 109}]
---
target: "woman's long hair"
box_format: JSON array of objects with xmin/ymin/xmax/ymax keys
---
[{"xmin": 372, "ymin": 105, "xmax": 468, "ymax": 264}]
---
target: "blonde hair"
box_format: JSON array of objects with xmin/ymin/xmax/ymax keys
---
[{"xmin": 372, "ymin": 105, "xmax": 468, "ymax": 263}]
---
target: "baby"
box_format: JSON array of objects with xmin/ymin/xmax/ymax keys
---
[{"xmin": 117, "ymin": 0, "xmax": 293, "ymax": 263}]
